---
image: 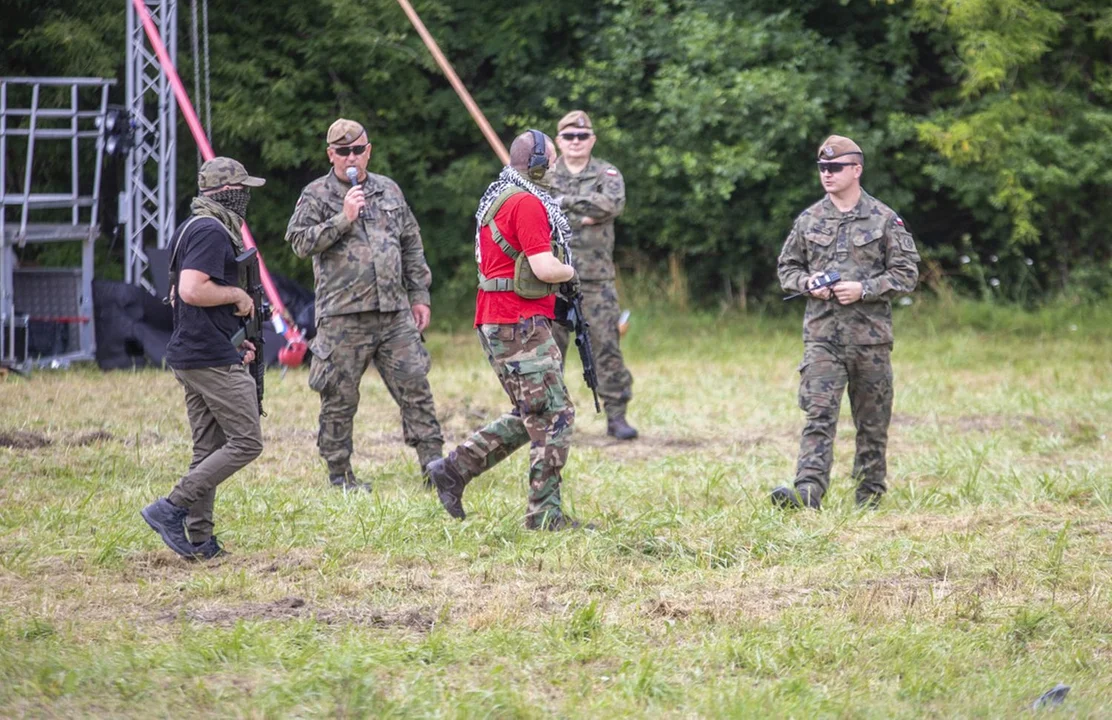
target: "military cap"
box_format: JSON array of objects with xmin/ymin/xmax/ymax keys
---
[
  {"xmin": 327, "ymin": 118, "xmax": 367, "ymax": 146},
  {"xmin": 557, "ymin": 110, "xmax": 593, "ymax": 133},
  {"xmin": 197, "ymin": 157, "xmax": 265, "ymax": 191},
  {"xmin": 817, "ymin": 135, "xmax": 864, "ymax": 162}
]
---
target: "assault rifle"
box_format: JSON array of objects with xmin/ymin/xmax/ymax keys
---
[
  {"xmin": 546, "ymin": 190, "xmax": 601, "ymax": 413},
  {"xmin": 230, "ymin": 248, "xmax": 270, "ymax": 416},
  {"xmin": 561, "ymin": 289, "xmax": 601, "ymax": 413},
  {"xmin": 783, "ymin": 270, "xmax": 841, "ymax": 301}
]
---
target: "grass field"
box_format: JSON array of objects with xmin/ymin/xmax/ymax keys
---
[{"xmin": 1, "ymin": 300, "xmax": 1111, "ymax": 718}]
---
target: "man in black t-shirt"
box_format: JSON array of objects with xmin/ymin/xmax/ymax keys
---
[{"xmin": 140, "ymin": 157, "xmax": 266, "ymax": 561}]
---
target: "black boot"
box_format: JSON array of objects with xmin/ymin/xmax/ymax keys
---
[
  {"xmin": 855, "ymin": 490, "xmax": 883, "ymax": 510},
  {"xmin": 329, "ymin": 470, "xmax": 371, "ymax": 493},
  {"xmin": 770, "ymin": 483, "xmax": 822, "ymax": 510},
  {"xmin": 190, "ymin": 535, "xmax": 229, "ymax": 560},
  {"xmin": 426, "ymin": 458, "xmax": 467, "ymax": 519},
  {"xmin": 607, "ymin": 415, "xmax": 638, "ymax": 440},
  {"xmin": 140, "ymin": 498, "xmax": 196, "ymax": 558},
  {"xmin": 420, "ymin": 457, "xmax": 442, "ymax": 490}
]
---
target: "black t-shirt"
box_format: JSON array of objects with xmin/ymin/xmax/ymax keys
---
[{"xmin": 165, "ymin": 218, "xmax": 244, "ymax": 369}]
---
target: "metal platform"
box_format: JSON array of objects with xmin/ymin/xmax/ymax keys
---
[{"xmin": 1, "ymin": 77, "xmax": 113, "ymax": 368}]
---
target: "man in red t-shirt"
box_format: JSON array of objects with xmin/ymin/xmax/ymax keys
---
[{"xmin": 428, "ymin": 131, "xmax": 587, "ymax": 530}]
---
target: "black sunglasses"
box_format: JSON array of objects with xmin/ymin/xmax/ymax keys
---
[
  {"xmin": 560, "ymin": 132, "xmax": 592, "ymax": 142},
  {"xmin": 333, "ymin": 144, "xmax": 368, "ymax": 157},
  {"xmin": 817, "ymin": 161, "xmax": 856, "ymax": 174}
]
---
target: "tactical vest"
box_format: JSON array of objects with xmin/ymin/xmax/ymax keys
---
[{"xmin": 477, "ymin": 186, "xmax": 566, "ymax": 300}]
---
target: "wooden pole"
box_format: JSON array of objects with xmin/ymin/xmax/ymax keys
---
[{"xmin": 394, "ymin": 0, "xmax": 510, "ymax": 166}]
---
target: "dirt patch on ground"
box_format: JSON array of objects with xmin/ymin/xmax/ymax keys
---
[
  {"xmin": 70, "ymin": 430, "xmax": 115, "ymax": 446},
  {"xmin": 158, "ymin": 596, "xmax": 436, "ymax": 631},
  {"xmin": 0, "ymin": 429, "xmax": 122, "ymax": 450},
  {"xmin": 0, "ymin": 430, "xmax": 51, "ymax": 449}
]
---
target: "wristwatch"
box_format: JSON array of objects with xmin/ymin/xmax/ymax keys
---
[{"xmin": 860, "ymin": 282, "xmax": 873, "ymax": 301}]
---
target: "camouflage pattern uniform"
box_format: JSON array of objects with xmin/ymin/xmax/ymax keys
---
[
  {"xmin": 547, "ymin": 155, "xmax": 634, "ymax": 423},
  {"xmin": 778, "ymin": 189, "xmax": 920, "ymax": 504},
  {"xmin": 286, "ymin": 170, "xmax": 443, "ymax": 476},
  {"xmin": 446, "ymin": 317, "xmax": 575, "ymax": 528}
]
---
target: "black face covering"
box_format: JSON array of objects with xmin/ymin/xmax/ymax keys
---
[{"xmin": 208, "ymin": 187, "xmax": 251, "ymax": 219}]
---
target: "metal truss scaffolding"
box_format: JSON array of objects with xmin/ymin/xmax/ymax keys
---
[
  {"xmin": 125, "ymin": 0, "xmax": 178, "ymax": 290},
  {"xmin": 0, "ymin": 77, "xmax": 113, "ymax": 367}
]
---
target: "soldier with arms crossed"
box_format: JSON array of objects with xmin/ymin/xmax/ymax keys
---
[
  {"xmin": 286, "ymin": 119, "xmax": 444, "ymax": 492},
  {"xmin": 547, "ymin": 110, "xmax": 637, "ymax": 440},
  {"xmin": 771, "ymin": 136, "xmax": 920, "ymax": 511}
]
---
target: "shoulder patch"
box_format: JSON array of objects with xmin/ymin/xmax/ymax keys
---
[
  {"xmin": 894, "ymin": 216, "xmax": 904, "ymax": 227},
  {"xmin": 605, "ymin": 168, "xmax": 619, "ymax": 176}
]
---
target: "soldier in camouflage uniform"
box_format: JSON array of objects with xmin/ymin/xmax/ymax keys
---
[
  {"xmin": 285, "ymin": 119, "xmax": 443, "ymax": 492},
  {"xmin": 771, "ymin": 135, "xmax": 920, "ymax": 510},
  {"xmin": 427, "ymin": 131, "xmax": 586, "ymax": 531},
  {"xmin": 546, "ymin": 110, "xmax": 637, "ymax": 440}
]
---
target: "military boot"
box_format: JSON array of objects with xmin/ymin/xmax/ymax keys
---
[
  {"xmin": 190, "ymin": 535, "xmax": 229, "ymax": 561},
  {"xmin": 140, "ymin": 498, "xmax": 196, "ymax": 558},
  {"xmin": 606, "ymin": 415, "xmax": 638, "ymax": 441},
  {"xmin": 420, "ymin": 454, "xmax": 443, "ymax": 491},
  {"xmin": 426, "ymin": 458, "xmax": 467, "ymax": 520},
  {"xmin": 329, "ymin": 470, "xmax": 371, "ymax": 493},
  {"xmin": 770, "ymin": 483, "xmax": 822, "ymax": 510},
  {"xmin": 855, "ymin": 491, "xmax": 883, "ymax": 510}
]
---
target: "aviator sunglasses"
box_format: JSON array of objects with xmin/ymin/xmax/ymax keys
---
[
  {"xmin": 332, "ymin": 144, "xmax": 369, "ymax": 157},
  {"xmin": 817, "ymin": 161, "xmax": 857, "ymax": 174},
  {"xmin": 559, "ymin": 132, "xmax": 593, "ymax": 142}
]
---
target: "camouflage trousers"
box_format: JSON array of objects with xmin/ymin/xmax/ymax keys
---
[
  {"xmin": 794, "ymin": 342, "xmax": 893, "ymax": 502},
  {"xmin": 552, "ymin": 280, "xmax": 633, "ymax": 420},
  {"xmin": 448, "ymin": 316, "xmax": 575, "ymax": 526},
  {"xmin": 308, "ymin": 310, "xmax": 443, "ymax": 475}
]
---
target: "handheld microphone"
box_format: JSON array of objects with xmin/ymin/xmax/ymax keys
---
[{"xmin": 345, "ymin": 167, "xmax": 367, "ymax": 220}]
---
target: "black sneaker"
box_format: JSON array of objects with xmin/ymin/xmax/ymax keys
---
[
  {"xmin": 329, "ymin": 470, "xmax": 371, "ymax": 493},
  {"xmin": 426, "ymin": 458, "xmax": 466, "ymax": 519},
  {"xmin": 190, "ymin": 535, "xmax": 228, "ymax": 560},
  {"xmin": 140, "ymin": 498, "xmax": 197, "ymax": 557},
  {"xmin": 606, "ymin": 416, "xmax": 639, "ymax": 441},
  {"xmin": 770, "ymin": 484, "xmax": 822, "ymax": 510}
]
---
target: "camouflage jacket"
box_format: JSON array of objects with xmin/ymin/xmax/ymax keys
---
[
  {"xmin": 777, "ymin": 190, "xmax": 920, "ymax": 345},
  {"xmin": 285, "ymin": 171, "xmax": 432, "ymax": 319},
  {"xmin": 546, "ymin": 156, "xmax": 626, "ymax": 281}
]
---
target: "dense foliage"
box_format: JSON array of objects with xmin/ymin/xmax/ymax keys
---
[{"xmin": 3, "ymin": 0, "xmax": 1110, "ymax": 307}]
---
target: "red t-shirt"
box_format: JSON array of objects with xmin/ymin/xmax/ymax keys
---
[{"xmin": 474, "ymin": 192, "xmax": 556, "ymax": 326}]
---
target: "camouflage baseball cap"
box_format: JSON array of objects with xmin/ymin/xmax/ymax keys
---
[
  {"xmin": 197, "ymin": 157, "xmax": 265, "ymax": 191},
  {"xmin": 557, "ymin": 110, "xmax": 592, "ymax": 133},
  {"xmin": 327, "ymin": 118, "xmax": 366, "ymax": 146},
  {"xmin": 817, "ymin": 135, "xmax": 864, "ymax": 162}
]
